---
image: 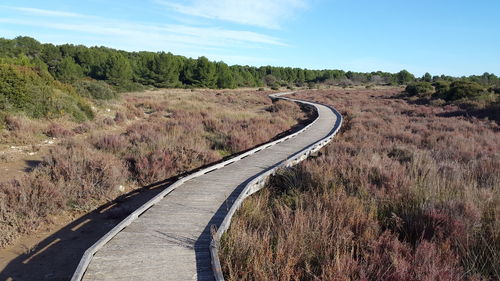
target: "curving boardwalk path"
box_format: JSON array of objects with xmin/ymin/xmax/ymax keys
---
[{"xmin": 75, "ymin": 94, "xmax": 340, "ymax": 281}]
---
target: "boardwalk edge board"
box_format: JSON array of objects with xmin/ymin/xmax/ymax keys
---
[
  {"xmin": 210, "ymin": 92, "xmax": 343, "ymax": 280},
  {"xmin": 71, "ymin": 91, "xmax": 332, "ymax": 281}
]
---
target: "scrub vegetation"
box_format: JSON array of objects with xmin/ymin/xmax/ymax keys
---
[
  {"xmin": 0, "ymin": 88, "xmax": 308, "ymax": 247},
  {"xmin": 403, "ymin": 79, "xmax": 499, "ymax": 122},
  {"xmin": 1, "ymin": 36, "xmax": 499, "ymax": 280},
  {"xmin": 220, "ymin": 87, "xmax": 499, "ymax": 281}
]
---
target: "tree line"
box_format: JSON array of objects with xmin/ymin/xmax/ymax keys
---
[
  {"xmin": 0, "ymin": 36, "xmax": 498, "ymax": 122},
  {"xmin": 0, "ymin": 36, "xmax": 429, "ymax": 91}
]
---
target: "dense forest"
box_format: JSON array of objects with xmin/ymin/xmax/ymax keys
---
[{"xmin": 1, "ymin": 36, "xmax": 499, "ymax": 122}]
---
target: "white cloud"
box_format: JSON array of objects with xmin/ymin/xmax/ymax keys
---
[
  {"xmin": 1, "ymin": 5, "xmax": 289, "ymax": 65},
  {"xmin": 0, "ymin": 11, "xmax": 286, "ymax": 48},
  {"xmin": 157, "ymin": 0, "xmax": 308, "ymax": 29},
  {"xmin": 5, "ymin": 6, "xmax": 86, "ymax": 18}
]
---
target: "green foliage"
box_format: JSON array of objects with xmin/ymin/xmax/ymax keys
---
[
  {"xmin": 103, "ymin": 53, "xmax": 133, "ymax": 85},
  {"xmin": 132, "ymin": 51, "xmax": 182, "ymax": 87},
  {"xmin": 422, "ymin": 72, "xmax": 432, "ymax": 82},
  {"xmin": 405, "ymin": 82, "xmax": 434, "ymax": 97},
  {"xmin": 73, "ymin": 80, "xmax": 118, "ymax": 100},
  {"xmin": 445, "ymin": 81, "xmax": 487, "ymax": 101},
  {"xmin": 263, "ymin": 74, "xmax": 277, "ymax": 86},
  {"xmin": 12, "ymin": 36, "xmax": 43, "ymax": 58},
  {"xmin": 0, "ymin": 64, "xmax": 93, "ymax": 121},
  {"xmin": 54, "ymin": 57, "xmax": 83, "ymax": 82},
  {"xmin": 195, "ymin": 56, "xmax": 217, "ymax": 88},
  {"xmin": 216, "ymin": 62, "xmax": 236, "ymax": 89},
  {"xmin": 0, "ymin": 36, "xmax": 499, "ymax": 93},
  {"xmin": 433, "ymin": 80, "xmax": 451, "ymax": 98},
  {"xmin": 1, "ymin": 35, "xmax": 499, "ymax": 122},
  {"xmin": 396, "ymin": 69, "xmax": 416, "ymax": 85}
]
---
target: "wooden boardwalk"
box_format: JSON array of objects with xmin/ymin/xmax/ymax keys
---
[{"xmin": 78, "ymin": 96, "xmax": 339, "ymax": 281}]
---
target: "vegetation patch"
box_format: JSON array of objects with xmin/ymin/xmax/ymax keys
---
[
  {"xmin": 0, "ymin": 89, "xmax": 308, "ymax": 248},
  {"xmin": 220, "ymin": 88, "xmax": 499, "ymax": 281}
]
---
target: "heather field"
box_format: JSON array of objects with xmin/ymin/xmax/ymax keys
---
[
  {"xmin": 0, "ymin": 88, "xmax": 308, "ymax": 247},
  {"xmin": 220, "ymin": 87, "xmax": 499, "ymax": 281}
]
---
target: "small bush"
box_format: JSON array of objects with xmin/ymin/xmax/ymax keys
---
[
  {"xmin": 73, "ymin": 80, "xmax": 118, "ymax": 100},
  {"xmin": 3, "ymin": 115, "xmax": 24, "ymax": 131},
  {"xmin": 45, "ymin": 123, "xmax": 74, "ymax": 138},
  {"xmin": 42, "ymin": 141, "xmax": 128, "ymax": 206},
  {"xmin": 387, "ymin": 147, "xmax": 413, "ymax": 163},
  {"xmin": 0, "ymin": 140, "xmax": 128, "ymax": 246},
  {"xmin": 432, "ymin": 80, "xmax": 451, "ymax": 98},
  {"xmin": 91, "ymin": 134, "xmax": 127, "ymax": 153},
  {"xmin": 101, "ymin": 117, "xmax": 115, "ymax": 127},
  {"xmin": 0, "ymin": 172, "xmax": 63, "ymax": 247},
  {"xmin": 429, "ymin": 98, "xmax": 446, "ymax": 106},
  {"xmin": 73, "ymin": 121, "xmax": 94, "ymax": 134},
  {"xmin": 114, "ymin": 112, "xmax": 127, "ymax": 124},
  {"xmin": 446, "ymin": 81, "xmax": 486, "ymax": 101},
  {"xmin": 405, "ymin": 82, "xmax": 434, "ymax": 97},
  {"xmin": 131, "ymin": 149, "xmax": 175, "ymax": 185}
]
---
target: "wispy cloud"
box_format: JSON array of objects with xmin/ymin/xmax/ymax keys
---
[
  {"xmin": 5, "ymin": 6, "xmax": 86, "ymax": 18},
  {"xmin": 157, "ymin": 0, "xmax": 308, "ymax": 29},
  {"xmin": 0, "ymin": 17, "xmax": 286, "ymax": 48},
  {"xmin": 0, "ymin": 5, "xmax": 291, "ymax": 65}
]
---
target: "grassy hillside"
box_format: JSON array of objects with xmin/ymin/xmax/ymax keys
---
[
  {"xmin": 0, "ymin": 63, "xmax": 94, "ymax": 123},
  {"xmin": 220, "ymin": 87, "xmax": 499, "ymax": 281}
]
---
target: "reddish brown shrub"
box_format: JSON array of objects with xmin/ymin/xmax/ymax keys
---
[
  {"xmin": 45, "ymin": 123, "xmax": 74, "ymax": 138},
  {"xmin": 73, "ymin": 121, "xmax": 94, "ymax": 134},
  {"xmin": 221, "ymin": 88, "xmax": 499, "ymax": 281},
  {"xmin": 42, "ymin": 141, "xmax": 128, "ymax": 206},
  {"xmin": 1, "ymin": 88, "xmax": 308, "ymax": 248},
  {"xmin": 101, "ymin": 117, "xmax": 115, "ymax": 127},
  {"xmin": 91, "ymin": 134, "xmax": 128, "ymax": 154},
  {"xmin": 4, "ymin": 115, "xmax": 24, "ymax": 131},
  {"xmin": 131, "ymin": 149, "xmax": 175, "ymax": 185},
  {"xmin": 114, "ymin": 112, "xmax": 127, "ymax": 124},
  {"xmin": 0, "ymin": 172, "xmax": 63, "ymax": 247}
]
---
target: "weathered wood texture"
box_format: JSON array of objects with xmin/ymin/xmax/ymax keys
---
[{"xmin": 76, "ymin": 93, "xmax": 341, "ymax": 281}]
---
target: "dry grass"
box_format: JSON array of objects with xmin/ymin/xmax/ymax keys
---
[
  {"xmin": 220, "ymin": 87, "xmax": 499, "ymax": 281},
  {"xmin": 0, "ymin": 88, "xmax": 308, "ymax": 247}
]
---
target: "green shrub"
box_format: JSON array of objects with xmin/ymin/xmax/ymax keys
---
[
  {"xmin": 405, "ymin": 82, "xmax": 434, "ymax": 97},
  {"xmin": 0, "ymin": 63, "xmax": 93, "ymax": 121},
  {"xmin": 432, "ymin": 81, "xmax": 451, "ymax": 99},
  {"xmin": 73, "ymin": 80, "xmax": 118, "ymax": 100},
  {"xmin": 445, "ymin": 81, "xmax": 486, "ymax": 101},
  {"xmin": 113, "ymin": 80, "xmax": 145, "ymax": 93},
  {"xmin": 429, "ymin": 98, "xmax": 446, "ymax": 106},
  {"xmin": 490, "ymin": 87, "xmax": 500, "ymax": 94}
]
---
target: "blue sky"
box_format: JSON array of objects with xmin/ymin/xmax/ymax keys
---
[{"xmin": 0, "ymin": 0, "xmax": 499, "ymax": 76}]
